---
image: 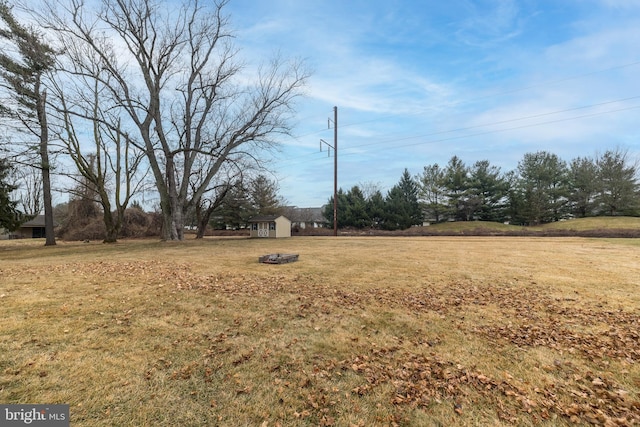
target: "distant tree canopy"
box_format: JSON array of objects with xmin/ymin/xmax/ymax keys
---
[{"xmin": 325, "ymin": 149, "xmax": 640, "ymax": 230}]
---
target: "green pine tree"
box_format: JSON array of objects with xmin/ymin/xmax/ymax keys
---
[
  {"xmin": 0, "ymin": 158, "xmax": 22, "ymax": 231},
  {"xmin": 0, "ymin": 1, "xmax": 57, "ymax": 245}
]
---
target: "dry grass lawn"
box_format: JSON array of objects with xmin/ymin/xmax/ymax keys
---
[{"xmin": 1, "ymin": 236, "xmax": 639, "ymax": 426}]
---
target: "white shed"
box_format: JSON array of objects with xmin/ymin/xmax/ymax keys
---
[{"xmin": 248, "ymin": 215, "xmax": 291, "ymax": 238}]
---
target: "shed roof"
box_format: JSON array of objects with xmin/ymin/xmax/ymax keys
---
[
  {"xmin": 20, "ymin": 214, "xmax": 58, "ymax": 228},
  {"xmin": 21, "ymin": 215, "xmax": 46, "ymax": 227},
  {"xmin": 248, "ymin": 215, "xmax": 289, "ymax": 223}
]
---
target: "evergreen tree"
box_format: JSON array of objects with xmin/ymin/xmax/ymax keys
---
[
  {"xmin": 0, "ymin": 158, "xmax": 22, "ymax": 231},
  {"xmin": 467, "ymin": 160, "xmax": 509, "ymax": 222},
  {"xmin": 346, "ymin": 186, "xmax": 370, "ymax": 228},
  {"xmin": 214, "ymin": 183, "xmax": 251, "ymax": 229},
  {"xmin": 366, "ymin": 190, "xmax": 386, "ymax": 229},
  {"xmin": 323, "ymin": 188, "xmax": 349, "ymax": 228},
  {"xmin": 418, "ymin": 163, "xmax": 447, "ymax": 222},
  {"xmin": 210, "ymin": 174, "xmax": 285, "ymax": 230},
  {"xmin": 567, "ymin": 156, "xmax": 598, "ymax": 217},
  {"xmin": 504, "ymin": 170, "xmax": 523, "ymax": 224},
  {"xmin": 0, "ymin": 1, "xmax": 57, "ymax": 245},
  {"xmin": 248, "ymin": 175, "xmax": 285, "ymax": 216},
  {"xmin": 596, "ymin": 149, "xmax": 639, "ymax": 216},
  {"xmin": 511, "ymin": 151, "xmax": 568, "ymax": 225},
  {"xmin": 384, "ymin": 169, "xmax": 422, "ymax": 230},
  {"xmin": 442, "ymin": 156, "xmax": 470, "ymax": 220}
]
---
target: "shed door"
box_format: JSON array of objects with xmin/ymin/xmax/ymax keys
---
[{"xmin": 257, "ymin": 222, "xmax": 269, "ymax": 237}]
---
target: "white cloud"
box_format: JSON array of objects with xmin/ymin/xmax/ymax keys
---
[
  {"xmin": 597, "ymin": 0, "xmax": 640, "ymax": 10},
  {"xmin": 172, "ymin": 1, "xmax": 640, "ymax": 205},
  {"xmin": 454, "ymin": 0, "xmax": 524, "ymax": 46}
]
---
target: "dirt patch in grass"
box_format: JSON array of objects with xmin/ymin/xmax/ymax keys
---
[{"xmin": 1, "ymin": 237, "xmax": 639, "ymax": 426}]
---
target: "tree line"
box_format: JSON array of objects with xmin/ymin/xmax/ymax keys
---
[
  {"xmin": 2, "ymin": 170, "xmax": 286, "ymax": 240},
  {"xmin": 324, "ymin": 149, "xmax": 640, "ymax": 230}
]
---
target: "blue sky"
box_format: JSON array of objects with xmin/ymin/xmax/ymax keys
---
[{"xmin": 224, "ymin": 0, "xmax": 640, "ymax": 208}]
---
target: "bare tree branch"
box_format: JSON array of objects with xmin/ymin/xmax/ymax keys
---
[{"xmin": 30, "ymin": 0, "xmax": 309, "ymax": 240}]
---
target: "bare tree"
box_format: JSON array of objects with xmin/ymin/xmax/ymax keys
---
[
  {"xmin": 38, "ymin": 0, "xmax": 309, "ymax": 240},
  {"xmin": 48, "ymin": 35, "xmax": 147, "ymax": 243},
  {"xmin": 193, "ymin": 183, "xmax": 231, "ymax": 239},
  {"xmin": 12, "ymin": 166, "xmax": 42, "ymax": 216},
  {"xmin": 189, "ymin": 156, "xmax": 241, "ymax": 239}
]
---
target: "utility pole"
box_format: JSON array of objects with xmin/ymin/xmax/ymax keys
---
[{"xmin": 320, "ymin": 106, "xmax": 338, "ymax": 236}]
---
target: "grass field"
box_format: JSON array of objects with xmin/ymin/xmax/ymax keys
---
[
  {"xmin": 317, "ymin": 217, "xmax": 640, "ymax": 238},
  {"xmin": 1, "ymin": 236, "xmax": 640, "ymax": 426},
  {"xmin": 429, "ymin": 216, "xmax": 640, "ymax": 232}
]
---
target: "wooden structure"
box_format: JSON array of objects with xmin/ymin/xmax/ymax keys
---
[{"xmin": 248, "ymin": 215, "xmax": 291, "ymax": 238}]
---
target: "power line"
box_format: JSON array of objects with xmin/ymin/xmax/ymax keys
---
[
  {"xmin": 344, "ymin": 95, "xmax": 640, "ymax": 152},
  {"xmin": 334, "ymin": 59, "xmax": 640, "ymax": 130},
  {"xmin": 371, "ymin": 104, "xmax": 640, "ymax": 153},
  {"xmin": 281, "ymin": 60, "xmax": 640, "ymax": 161},
  {"xmin": 274, "ymin": 96, "xmax": 640, "ymax": 169},
  {"xmin": 276, "ymin": 103, "xmax": 640, "ymax": 205}
]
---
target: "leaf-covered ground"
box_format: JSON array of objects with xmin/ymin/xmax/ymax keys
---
[{"xmin": 1, "ymin": 237, "xmax": 639, "ymax": 426}]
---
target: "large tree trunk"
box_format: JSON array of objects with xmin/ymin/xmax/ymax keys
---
[
  {"xmin": 195, "ymin": 224, "xmax": 207, "ymax": 239},
  {"xmin": 171, "ymin": 206, "xmax": 184, "ymax": 240},
  {"xmin": 160, "ymin": 157, "xmax": 185, "ymax": 241},
  {"xmin": 103, "ymin": 211, "xmax": 118, "ymax": 243},
  {"xmin": 158, "ymin": 192, "xmax": 185, "ymax": 241},
  {"xmin": 159, "ymin": 195, "xmax": 173, "ymax": 241},
  {"xmin": 38, "ymin": 89, "xmax": 56, "ymax": 246},
  {"xmin": 194, "ymin": 186, "xmax": 230, "ymax": 239},
  {"xmin": 194, "ymin": 203, "xmax": 213, "ymax": 239},
  {"xmin": 41, "ymin": 164, "xmax": 55, "ymax": 246},
  {"xmin": 101, "ymin": 203, "xmax": 124, "ymax": 244},
  {"xmin": 194, "ymin": 202, "xmax": 207, "ymax": 239}
]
